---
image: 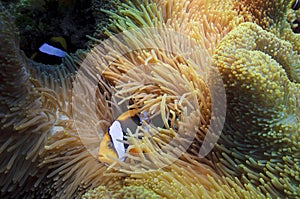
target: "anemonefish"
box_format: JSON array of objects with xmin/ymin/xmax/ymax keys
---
[
  {"xmin": 292, "ymin": 0, "xmax": 300, "ymax": 10},
  {"xmin": 98, "ymin": 106, "xmax": 178, "ymax": 164},
  {"xmin": 98, "ymin": 110, "xmax": 143, "ymax": 164},
  {"xmin": 31, "ymin": 36, "xmax": 67, "ymax": 64}
]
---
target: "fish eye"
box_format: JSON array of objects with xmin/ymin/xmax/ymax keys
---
[
  {"xmin": 292, "ymin": 0, "xmax": 300, "ymax": 10},
  {"xmin": 107, "ymin": 141, "xmax": 114, "ymax": 149}
]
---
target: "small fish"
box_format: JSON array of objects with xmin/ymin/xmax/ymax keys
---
[
  {"xmin": 98, "ymin": 120, "xmax": 125, "ymax": 164},
  {"xmin": 292, "ymin": 0, "xmax": 300, "ymax": 10},
  {"xmin": 98, "ymin": 106, "xmax": 179, "ymax": 164},
  {"xmin": 98, "ymin": 110, "xmax": 142, "ymax": 164},
  {"xmin": 38, "ymin": 43, "xmax": 66, "ymax": 58},
  {"xmin": 31, "ymin": 36, "xmax": 67, "ymax": 64}
]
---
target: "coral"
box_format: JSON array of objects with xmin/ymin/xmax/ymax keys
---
[
  {"xmin": 82, "ymin": 185, "xmax": 161, "ymax": 199},
  {"xmin": 214, "ymin": 22, "xmax": 300, "ymax": 198},
  {"xmin": 113, "ymin": 186, "xmax": 161, "ymax": 199},
  {"xmin": 287, "ymin": 2, "xmax": 300, "ymax": 34},
  {"xmin": 0, "ymin": 0, "xmax": 299, "ymax": 198},
  {"xmin": 283, "ymin": 7, "xmax": 300, "ymax": 54}
]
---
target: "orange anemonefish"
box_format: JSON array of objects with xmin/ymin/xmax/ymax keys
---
[
  {"xmin": 31, "ymin": 36, "xmax": 67, "ymax": 65},
  {"xmin": 98, "ymin": 104, "xmax": 178, "ymax": 164},
  {"xmin": 98, "ymin": 109, "xmax": 145, "ymax": 164}
]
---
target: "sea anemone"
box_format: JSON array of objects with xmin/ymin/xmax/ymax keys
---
[
  {"xmin": 0, "ymin": 0, "xmax": 299, "ymax": 198},
  {"xmin": 0, "ymin": 6, "xmax": 50, "ymax": 197},
  {"xmin": 0, "ymin": 3, "xmax": 77, "ymax": 197},
  {"xmin": 214, "ymin": 22, "xmax": 300, "ymax": 198}
]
